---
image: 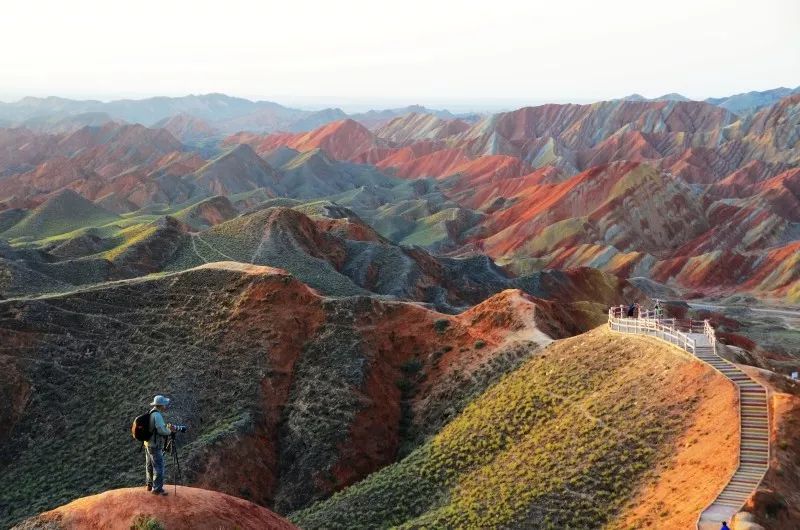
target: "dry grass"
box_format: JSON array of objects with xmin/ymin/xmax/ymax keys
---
[{"xmin": 291, "ymin": 327, "xmax": 734, "ymax": 529}]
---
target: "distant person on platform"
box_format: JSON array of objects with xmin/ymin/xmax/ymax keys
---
[
  {"xmin": 145, "ymin": 395, "xmax": 176, "ymax": 495},
  {"xmin": 720, "ymin": 522, "xmax": 730, "ymax": 530},
  {"xmin": 654, "ymin": 300, "xmax": 663, "ymax": 319},
  {"xmin": 626, "ymin": 302, "xmax": 636, "ymax": 317}
]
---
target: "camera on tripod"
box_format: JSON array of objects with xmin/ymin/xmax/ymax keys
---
[{"xmin": 163, "ymin": 424, "xmax": 186, "ymax": 495}]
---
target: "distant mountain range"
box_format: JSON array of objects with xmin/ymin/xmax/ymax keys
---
[
  {"xmin": 621, "ymin": 93, "xmax": 693, "ymax": 102},
  {"xmin": 705, "ymin": 86, "xmax": 800, "ymax": 114},
  {"xmin": 0, "ymin": 93, "xmax": 478, "ymax": 136},
  {"xmin": 1, "ymin": 86, "xmax": 797, "ymax": 137},
  {"xmin": 621, "ymin": 86, "xmax": 800, "ymax": 114}
]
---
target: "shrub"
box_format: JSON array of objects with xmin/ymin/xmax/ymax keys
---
[
  {"xmin": 130, "ymin": 515, "xmax": 165, "ymax": 530},
  {"xmin": 474, "ymin": 340, "xmax": 486, "ymax": 350},
  {"xmin": 764, "ymin": 497, "xmax": 787, "ymax": 518},
  {"xmin": 431, "ymin": 350, "xmax": 444, "ymax": 365},
  {"xmin": 433, "ymin": 319, "xmax": 450, "ymax": 334},
  {"xmin": 396, "ymin": 378, "xmax": 415, "ymax": 394},
  {"xmin": 401, "ymin": 358, "xmax": 423, "ymax": 374}
]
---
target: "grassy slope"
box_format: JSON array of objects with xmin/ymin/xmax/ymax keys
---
[
  {"xmin": 163, "ymin": 209, "xmax": 371, "ymax": 297},
  {"xmin": 0, "ymin": 268, "xmax": 274, "ymax": 525},
  {"xmin": 291, "ymin": 327, "xmax": 734, "ymax": 530},
  {"xmin": 2, "ymin": 192, "xmax": 121, "ymax": 242}
]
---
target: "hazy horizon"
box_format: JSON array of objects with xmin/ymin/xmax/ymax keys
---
[
  {"xmin": 1, "ymin": 86, "xmax": 798, "ymax": 115},
  {"xmin": 2, "ymin": 0, "xmax": 798, "ymax": 112},
  {"xmin": 0, "ymin": 91, "xmax": 601, "ymax": 114}
]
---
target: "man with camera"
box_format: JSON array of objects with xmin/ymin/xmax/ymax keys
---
[{"xmin": 145, "ymin": 395, "xmax": 178, "ymax": 496}]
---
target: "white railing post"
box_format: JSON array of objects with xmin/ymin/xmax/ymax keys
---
[{"xmin": 608, "ymin": 305, "xmax": 711, "ymax": 358}]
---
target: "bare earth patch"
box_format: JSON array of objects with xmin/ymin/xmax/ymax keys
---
[{"xmin": 613, "ymin": 357, "xmax": 739, "ymax": 529}]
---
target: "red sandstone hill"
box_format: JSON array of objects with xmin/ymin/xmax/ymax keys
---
[
  {"xmin": 1, "ymin": 93, "xmax": 798, "ymax": 530},
  {"xmin": 12, "ymin": 487, "xmax": 297, "ymax": 530},
  {"xmin": 480, "ymin": 161, "xmax": 709, "ymax": 257},
  {"xmin": 227, "ymin": 119, "xmax": 383, "ymax": 161},
  {"xmin": 373, "ymin": 112, "xmax": 470, "ymax": 143},
  {"xmin": 0, "ymin": 123, "xmax": 187, "ymax": 208},
  {"xmin": 221, "ymin": 98, "xmax": 795, "ymax": 190},
  {"xmin": 226, "ymin": 97, "xmax": 797, "ymax": 184},
  {"xmin": 57, "ymin": 123, "xmax": 183, "ymax": 175}
]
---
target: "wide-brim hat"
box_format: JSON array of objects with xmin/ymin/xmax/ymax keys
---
[{"xmin": 150, "ymin": 395, "xmax": 170, "ymax": 407}]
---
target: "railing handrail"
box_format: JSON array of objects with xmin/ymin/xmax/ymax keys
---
[
  {"xmin": 608, "ymin": 306, "xmax": 697, "ymax": 355},
  {"xmin": 704, "ymin": 318, "xmax": 716, "ymax": 349}
]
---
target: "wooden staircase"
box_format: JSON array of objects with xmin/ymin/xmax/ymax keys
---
[
  {"xmin": 694, "ymin": 343, "xmax": 769, "ymax": 529},
  {"xmin": 607, "ymin": 307, "xmax": 770, "ymax": 530}
]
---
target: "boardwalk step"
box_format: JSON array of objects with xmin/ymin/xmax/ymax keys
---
[
  {"xmin": 710, "ymin": 501, "xmax": 744, "ymax": 508},
  {"xmin": 725, "ymin": 484, "xmax": 757, "ymax": 491},
  {"xmin": 717, "ymin": 493, "xmax": 749, "ymax": 500},
  {"xmin": 717, "ymin": 491, "xmax": 748, "ymax": 498},
  {"xmin": 735, "ymin": 469, "xmax": 767, "ymax": 474}
]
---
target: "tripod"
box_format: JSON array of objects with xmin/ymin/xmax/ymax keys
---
[{"xmin": 164, "ymin": 432, "xmax": 183, "ymax": 495}]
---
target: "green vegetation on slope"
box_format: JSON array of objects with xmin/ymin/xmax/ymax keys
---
[
  {"xmin": 2, "ymin": 190, "xmax": 121, "ymax": 241},
  {"xmin": 0, "ymin": 269, "xmax": 272, "ymax": 525},
  {"xmin": 291, "ymin": 328, "xmax": 698, "ymax": 530},
  {"xmin": 164, "ymin": 208, "xmax": 371, "ymax": 297},
  {"xmin": 408, "ymin": 340, "xmax": 538, "ymax": 452}
]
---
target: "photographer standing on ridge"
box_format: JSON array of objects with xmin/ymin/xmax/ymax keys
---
[{"xmin": 143, "ymin": 395, "xmax": 176, "ymax": 495}]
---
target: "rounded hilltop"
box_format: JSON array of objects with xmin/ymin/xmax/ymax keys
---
[{"xmin": 11, "ymin": 486, "xmax": 297, "ymax": 530}]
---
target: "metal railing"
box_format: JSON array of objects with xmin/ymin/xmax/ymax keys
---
[
  {"xmin": 704, "ymin": 318, "xmax": 716, "ymax": 352},
  {"xmin": 608, "ymin": 306, "xmax": 697, "ymax": 355}
]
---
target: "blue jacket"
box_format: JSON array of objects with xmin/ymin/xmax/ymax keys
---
[{"xmin": 145, "ymin": 409, "xmax": 171, "ymax": 448}]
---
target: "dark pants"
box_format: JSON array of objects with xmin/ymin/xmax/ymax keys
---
[{"xmin": 145, "ymin": 444, "xmax": 165, "ymax": 490}]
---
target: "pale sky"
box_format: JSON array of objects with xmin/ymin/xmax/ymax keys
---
[{"xmin": 2, "ymin": 0, "xmax": 798, "ymax": 111}]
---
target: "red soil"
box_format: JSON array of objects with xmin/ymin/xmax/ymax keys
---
[
  {"xmin": 650, "ymin": 242, "xmax": 800, "ymax": 298},
  {"xmin": 378, "ymin": 147, "xmax": 472, "ymax": 178},
  {"xmin": 479, "ymin": 162, "xmax": 646, "ymax": 256},
  {"xmin": 615, "ymin": 356, "xmax": 739, "ymax": 529},
  {"xmin": 187, "ymin": 263, "xmax": 326, "ymax": 506},
  {"xmin": 20, "ymin": 486, "xmax": 297, "ymax": 530},
  {"xmin": 327, "ymin": 289, "xmax": 565, "ymax": 491},
  {"xmin": 227, "ymin": 119, "xmax": 379, "ymax": 161}
]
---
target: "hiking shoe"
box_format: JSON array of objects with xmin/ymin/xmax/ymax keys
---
[
  {"xmin": 151, "ymin": 488, "xmax": 168, "ymax": 496},
  {"xmin": 146, "ymin": 484, "xmax": 153, "ymax": 492}
]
